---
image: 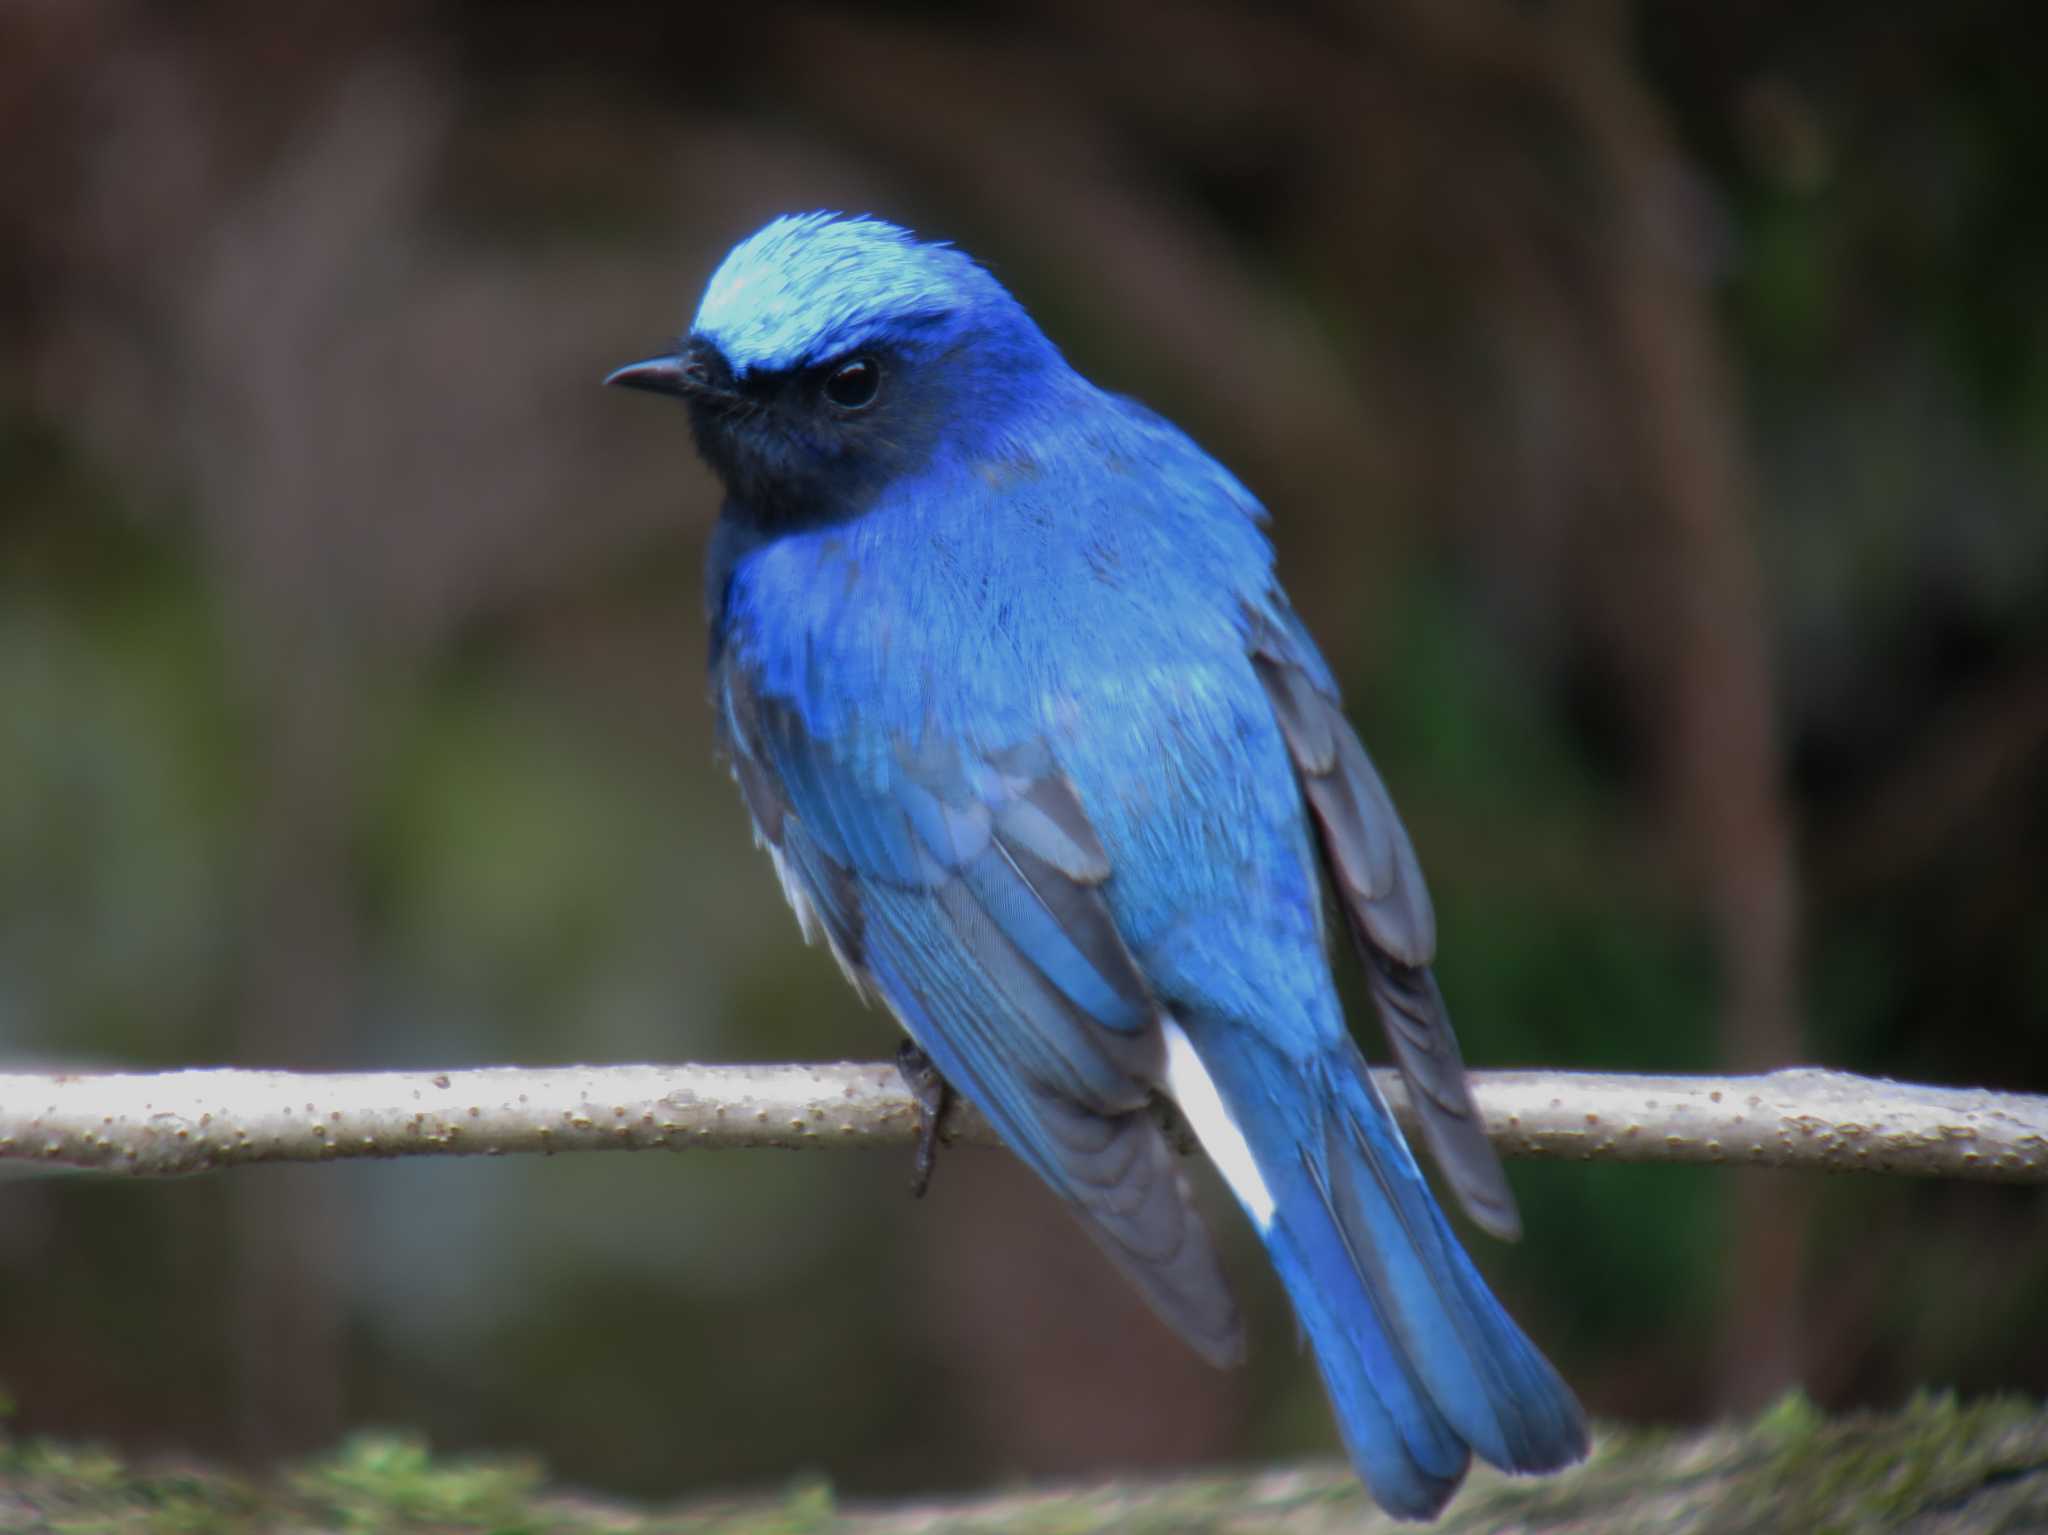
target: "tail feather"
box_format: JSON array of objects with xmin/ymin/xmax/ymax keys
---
[
  {"xmin": 1321, "ymin": 1048, "xmax": 1586, "ymax": 1471},
  {"xmin": 1174, "ymin": 1018, "xmax": 1587, "ymax": 1519},
  {"xmin": 1263, "ymin": 1153, "xmax": 1472, "ymax": 1516}
]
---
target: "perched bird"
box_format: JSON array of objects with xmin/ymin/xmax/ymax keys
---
[{"xmin": 608, "ymin": 213, "xmax": 1587, "ymax": 1518}]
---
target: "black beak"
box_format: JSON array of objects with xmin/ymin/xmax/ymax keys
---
[
  {"xmin": 604, "ymin": 352, "xmax": 698, "ymax": 398},
  {"xmin": 607, "ymin": 338, "xmax": 735, "ymax": 399}
]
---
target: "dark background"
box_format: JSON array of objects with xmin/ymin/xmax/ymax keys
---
[{"xmin": 1, "ymin": 0, "xmax": 2044, "ymax": 1499}]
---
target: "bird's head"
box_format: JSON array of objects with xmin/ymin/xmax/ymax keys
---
[{"xmin": 609, "ymin": 213, "xmax": 1058, "ymax": 523}]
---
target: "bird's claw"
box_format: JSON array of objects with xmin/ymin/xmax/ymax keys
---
[{"xmin": 896, "ymin": 1040, "xmax": 952, "ymax": 1198}]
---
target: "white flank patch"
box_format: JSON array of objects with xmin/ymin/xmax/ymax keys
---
[
  {"xmin": 765, "ymin": 839, "xmax": 865, "ymax": 996},
  {"xmin": 764, "ymin": 843, "xmax": 815, "ymax": 941},
  {"xmin": 1160, "ymin": 1017, "xmax": 1275, "ymax": 1231}
]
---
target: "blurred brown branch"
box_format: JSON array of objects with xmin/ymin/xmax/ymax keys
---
[{"xmin": 2, "ymin": 1063, "xmax": 2040, "ymax": 1183}]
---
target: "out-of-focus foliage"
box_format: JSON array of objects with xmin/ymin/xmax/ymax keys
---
[{"xmin": 0, "ymin": 0, "xmax": 2042, "ymax": 1502}]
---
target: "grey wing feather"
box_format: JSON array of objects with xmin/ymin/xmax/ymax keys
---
[{"xmin": 1250, "ymin": 606, "xmax": 1522, "ymax": 1242}]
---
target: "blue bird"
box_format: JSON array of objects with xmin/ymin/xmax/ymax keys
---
[{"xmin": 609, "ymin": 213, "xmax": 1587, "ymax": 1518}]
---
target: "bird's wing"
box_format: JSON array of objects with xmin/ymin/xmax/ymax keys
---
[
  {"xmin": 1246, "ymin": 602, "xmax": 1522, "ymax": 1241},
  {"xmin": 719, "ymin": 663, "xmax": 1243, "ymax": 1364}
]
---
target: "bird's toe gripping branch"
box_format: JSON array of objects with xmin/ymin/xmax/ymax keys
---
[{"xmin": 895, "ymin": 1040, "xmax": 954, "ymax": 1198}]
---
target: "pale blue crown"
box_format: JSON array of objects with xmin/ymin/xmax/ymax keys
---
[{"xmin": 689, "ymin": 213, "xmax": 1020, "ymax": 378}]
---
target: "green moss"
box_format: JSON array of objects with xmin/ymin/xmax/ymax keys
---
[
  {"xmin": 1735, "ymin": 1391, "xmax": 2048, "ymax": 1533},
  {"xmin": 1428, "ymin": 1392, "xmax": 2048, "ymax": 1535},
  {"xmin": 0, "ymin": 1396, "xmax": 2043, "ymax": 1533},
  {"xmin": 0, "ymin": 1432, "xmax": 261, "ymax": 1533},
  {"xmin": 287, "ymin": 1433, "xmax": 550, "ymax": 1533}
]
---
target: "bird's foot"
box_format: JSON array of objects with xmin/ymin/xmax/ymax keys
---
[{"xmin": 896, "ymin": 1040, "xmax": 952, "ymax": 1198}]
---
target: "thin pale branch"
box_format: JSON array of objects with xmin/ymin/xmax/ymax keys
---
[{"xmin": 1, "ymin": 1063, "xmax": 2042, "ymax": 1184}]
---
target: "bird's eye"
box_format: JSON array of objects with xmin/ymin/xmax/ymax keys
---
[{"xmin": 823, "ymin": 356, "xmax": 881, "ymax": 411}]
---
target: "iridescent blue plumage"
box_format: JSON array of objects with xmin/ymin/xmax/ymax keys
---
[{"xmin": 610, "ymin": 213, "xmax": 1587, "ymax": 1518}]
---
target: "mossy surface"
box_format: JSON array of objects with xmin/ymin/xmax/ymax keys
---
[{"xmin": 1, "ymin": 1394, "xmax": 2043, "ymax": 1533}]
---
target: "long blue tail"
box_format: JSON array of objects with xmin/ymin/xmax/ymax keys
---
[{"xmin": 1178, "ymin": 1018, "xmax": 1587, "ymax": 1519}]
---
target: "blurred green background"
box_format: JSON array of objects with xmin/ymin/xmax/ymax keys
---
[{"xmin": 1, "ymin": 0, "xmax": 2044, "ymax": 1500}]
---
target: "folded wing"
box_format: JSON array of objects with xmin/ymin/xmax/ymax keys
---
[{"xmin": 720, "ymin": 666, "xmax": 1243, "ymax": 1364}]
